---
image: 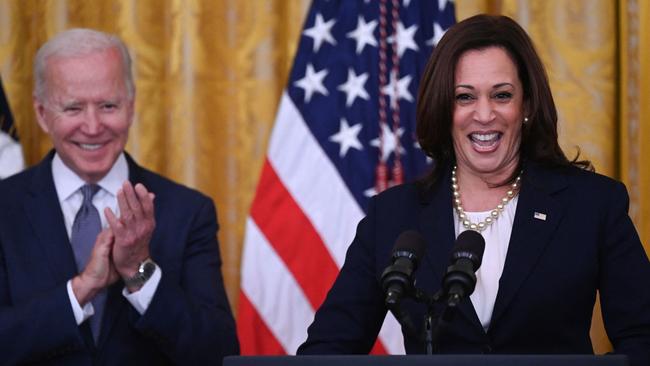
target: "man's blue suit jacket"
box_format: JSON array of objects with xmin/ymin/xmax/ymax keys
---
[
  {"xmin": 298, "ymin": 162, "xmax": 650, "ymax": 366},
  {"xmin": 0, "ymin": 152, "xmax": 239, "ymax": 365}
]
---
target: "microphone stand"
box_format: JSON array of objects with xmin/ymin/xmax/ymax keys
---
[
  {"xmin": 386, "ymin": 289, "xmax": 421, "ymax": 343},
  {"xmin": 414, "ymin": 288, "xmax": 458, "ymax": 355}
]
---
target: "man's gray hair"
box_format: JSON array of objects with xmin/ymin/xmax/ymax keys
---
[{"xmin": 33, "ymin": 28, "xmax": 135, "ymax": 102}]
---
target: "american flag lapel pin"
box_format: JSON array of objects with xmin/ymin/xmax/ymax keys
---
[{"xmin": 534, "ymin": 212, "xmax": 547, "ymax": 221}]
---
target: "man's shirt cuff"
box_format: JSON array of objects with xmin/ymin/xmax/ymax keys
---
[
  {"xmin": 122, "ymin": 265, "xmax": 162, "ymax": 315},
  {"xmin": 66, "ymin": 280, "xmax": 94, "ymax": 325}
]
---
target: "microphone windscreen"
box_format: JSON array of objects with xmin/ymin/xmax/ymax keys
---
[
  {"xmin": 392, "ymin": 230, "xmax": 426, "ymax": 263},
  {"xmin": 451, "ymin": 230, "xmax": 486, "ymax": 269}
]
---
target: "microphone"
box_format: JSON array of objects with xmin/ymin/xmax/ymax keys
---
[
  {"xmin": 442, "ymin": 230, "xmax": 485, "ymax": 307},
  {"xmin": 381, "ymin": 230, "xmax": 426, "ymax": 310}
]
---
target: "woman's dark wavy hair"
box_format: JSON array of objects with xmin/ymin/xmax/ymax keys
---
[{"xmin": 416, "ymin": 14, "xmax": 592, "ymax": 187}]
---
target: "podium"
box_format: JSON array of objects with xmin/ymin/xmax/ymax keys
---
[{"xmin": 224, "ymin": 355, "xmax": 629, "ymax": 366}]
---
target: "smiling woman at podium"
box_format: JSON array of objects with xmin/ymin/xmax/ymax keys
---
[{"xmin": 297, "ymin": 15, "xmax": 650, "ymax": 366}]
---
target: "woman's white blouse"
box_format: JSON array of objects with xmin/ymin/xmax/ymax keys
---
[{"xmin": 453, "ymin": 195, "xmax": 519, "ymax": 332}]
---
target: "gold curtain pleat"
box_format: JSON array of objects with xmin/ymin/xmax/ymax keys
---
[
  {"xmin": 1, "ymin": 0, "xmax": 648, "ymax": 354},
  {"xmin": 620, "ymin": 0, "xmax": 650, "ymax": 265}
]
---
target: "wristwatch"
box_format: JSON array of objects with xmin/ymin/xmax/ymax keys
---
[{"xmin": 123, "ymin": 258, "xmax": 157, "ymax": 288}]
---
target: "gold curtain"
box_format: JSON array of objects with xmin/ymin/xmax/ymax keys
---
[
  {"xmin": 620, "ymin": 0, "xmax": 650, "ymax": 272},
  {"xmin": 1, "ymin": 0, "xmax": 648, "ymax": 354},
  {"xmin": 0, "ymin": 0, "xmax": 310, "ymax": 315},
  {"xmin": 457, "ymin": 0, "xmax": 650, "ymax": 354}
]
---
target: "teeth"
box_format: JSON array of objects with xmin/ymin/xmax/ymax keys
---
[
  {"xmin": 471, "ymin": 133, "xmax": 499, "ymax": 142},
  {"xmin": 79, "ymin": 143, "xmax": 102, "ymax": 150}
]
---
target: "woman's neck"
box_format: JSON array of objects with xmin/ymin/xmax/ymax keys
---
[{"xmin": 454, "ymin": 161, "xmax": 520, "ymax": 212}]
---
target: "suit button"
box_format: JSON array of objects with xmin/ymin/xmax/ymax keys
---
[{"xmin": 482, "ymin": 344, "xmax": 492, "ymax": 353}]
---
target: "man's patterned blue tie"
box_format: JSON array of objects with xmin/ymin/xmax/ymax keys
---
[{"xmin": 70, "ymin": 184, "xmax": 106, "ymax": 343}]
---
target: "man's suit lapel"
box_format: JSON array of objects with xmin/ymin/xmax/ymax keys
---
[
  {"xmin": 125, "ymin": 153, "xmax": 165, "ymax": 248},
  {"xmin": 24, "ymin": 154, "xmax": 97, "ymax": 346},
  {"xmin": 24, "ymin": 153, "xmax": 79, "ymax": 284},
  {"xmin": 490, "ymin": 163, "xmax": 568, "ymax": 327},
  {"xmin": 418, "ymin": 168, "xmax": 483, "ymax": 329}
]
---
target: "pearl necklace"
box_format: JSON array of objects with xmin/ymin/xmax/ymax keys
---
[{"xmin": 452, "ymin": 166, "xmax": 522, "ymax": 232}]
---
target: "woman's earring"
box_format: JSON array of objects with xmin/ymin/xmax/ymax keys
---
[{"xmin": 523, "ymin": 117, "xmax": 529, "ymax": 124}]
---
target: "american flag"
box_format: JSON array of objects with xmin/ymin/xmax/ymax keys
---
[
  {"xmin": 0, "ymin": 76, "xmax": 24, "ymax": 179},
  {"xmin": 238, "ymin": 0, "xmax": 455, "ymax": 354}
]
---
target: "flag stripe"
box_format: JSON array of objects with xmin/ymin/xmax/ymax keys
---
[
  {"xmin": 265, "ymin": 94, "xmax": 402, "ymax": 352},
  {"xmin": 370, "ymin": 340, "xmax": 387, "ymax": 355},
  {"xmin": 240, "ymin": 218, "xmax": 314, "ymax": 353},
  {"xmin": 268, "ymin": 93, "xmax": 363, "ymax": 267},
  {"xmin": 377, "ymin": 310, "xmax": 404, "ymax": 354},
  {"xmin": 237, "ymin": 292, "xmax": 286, "ymax": 355},
  {"xmin": 250, "ymin": 159, "xmax": 340, "ymax": 309}
]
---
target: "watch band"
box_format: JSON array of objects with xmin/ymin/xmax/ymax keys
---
[{"xmin": 123, "ymin": 258, "xmax": 157, "ymax": 288}]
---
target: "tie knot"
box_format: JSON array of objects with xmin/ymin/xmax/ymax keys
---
[{"xmin": 80, "ymin": 184, "xmax": 100, "ymax": 203}]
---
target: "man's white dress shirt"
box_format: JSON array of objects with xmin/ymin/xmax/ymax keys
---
[{"xmin": 52, "ymin": 152, "xmax": 161, "ymax": 325}]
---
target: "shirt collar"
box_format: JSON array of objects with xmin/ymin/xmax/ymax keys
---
[{"xmin": 52, "ymin": 152, "xmax": 129, "ymax": 202}]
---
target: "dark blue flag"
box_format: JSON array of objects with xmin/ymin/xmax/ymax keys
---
[{"xmin": 288, "ymin": 0, "xmax": 455, "ymax": 211}]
